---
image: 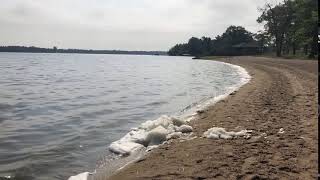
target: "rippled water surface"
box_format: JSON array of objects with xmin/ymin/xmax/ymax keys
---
[{"xmin": 0, "ymin": 53, "xmax": 243, "ymax": 179}]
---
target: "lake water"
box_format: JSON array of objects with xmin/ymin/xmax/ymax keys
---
[{"xmin": 0, "ymin": 53, "xmax": 247, "ymax": 180}]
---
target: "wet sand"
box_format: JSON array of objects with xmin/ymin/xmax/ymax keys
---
[{"xmin": 108, "ymin": 56, "xmax": 318, "ymax": 180}]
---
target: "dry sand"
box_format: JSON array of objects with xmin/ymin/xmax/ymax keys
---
[{"xmin": 108, "ymin": 56, "xmax": 318, "ymax": 180}]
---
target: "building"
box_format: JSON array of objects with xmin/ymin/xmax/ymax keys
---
[{"xmin": 232, "ymin": 41, "xmax": 263, "ymax": 55}]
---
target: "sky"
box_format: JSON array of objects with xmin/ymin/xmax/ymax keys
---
[{"xmin": 0, "ymin": 0, "xmax": 272, "ymax": 51}]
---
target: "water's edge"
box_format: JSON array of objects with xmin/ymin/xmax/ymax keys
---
[{"xmin": 68, "ymin": 60, "xmax": 252, "ymax": 180}]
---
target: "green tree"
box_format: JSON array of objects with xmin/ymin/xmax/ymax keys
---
[
  {"xmin": 222, "ymin": 26, "xmax": 254, "ymax": 45},
  {"xmin": 168, "ymin": 43, "xmax": 188, "ymax": 56},
  {"xmin": 254, "ymin": 31, "xmax": 271, "ymax": 53},
  {"xmin": 257, "ymin": 0, "xmax": 317, "ymax": 58},
  {"xmin": 53, "ymin": 46, "xmax": 58, "ymax": 53},
  {"xmin": 212, "ymin": 26, "xmax": 254, "ymax": 55},
  {"xmin": 187, "ymin": 37, "xmax": 203, "ymax": 56},
  {"xmin": 168, "ymin": 26, "xmax": 257, "ymax": 56},
  {"xmin": 201, "ymin": 36, "xmax": 212, "ymax": 56},
  {"xmin": 293, "ymin": 0, "xmax": 318, "ymax": 58},
  {"xmin": 257, "ymin": 1, "xmax": 294, "ymax": 57}
]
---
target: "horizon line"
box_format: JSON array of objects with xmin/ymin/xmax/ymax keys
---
[{"xmin": 0, "ymin": 45, "xmax": 168, "ymax": 52}]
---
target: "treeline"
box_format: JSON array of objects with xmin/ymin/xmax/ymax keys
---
[
  {"xmin": 0, "ymin": 46, "xmax": 58, "ymax": 53},
  {"xmin": 257, "ymin": 0, "xmax": 318, "ymax": 58},
  {"xmin": 0, "ymin": 46, "xmax": 167, "ymax": 56},
  {"xmin": 169, "ymin": 0, "xmax": 318, "ymax": 58},
  {"xmin": 168, "ymin": 26, "xmax": 262, "ymax": 56}
]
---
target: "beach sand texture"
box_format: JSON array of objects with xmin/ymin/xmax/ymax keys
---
[{"xmin": 108, "ymin": 56, "xmax": 318, "ymax": 180}]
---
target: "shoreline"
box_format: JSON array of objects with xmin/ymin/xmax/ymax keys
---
[
  {"xmin": 106, "ymin": 59, "xmax": 251, "ymax": 156},
  {"xmin": 108, "ymin": 56, "xmax": 318, "ymax": 180},
  {"xmin": 89, "ymin": 59, "xmax": 252, "ymax": 180},
  {"xmin": 69, "ymin": 57, "xmax": 252, "ymax": 180}
]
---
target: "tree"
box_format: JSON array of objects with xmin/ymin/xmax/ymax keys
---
[
  {"xmin": 293, "ymin": 0, "xmax": 318, "ymax": 58},
  {"xmin": 168, "ymin": 43, "xmax": 188, "ymax": 56},
  {"xmin": 254, "ymin": 31, "xmax": 271, "ymax": 53},
  {"xmin": 201, "ymin": 36, "xmax": 212, "ymax": 56},
  {"xmin": 187, "ymin": 37, "xmax": 204, "ymax": 56},
  {"xmin": 257, "ymin": 0, "xmax": 317, "ymax": 58},
  {"xmin": 222, "ymin": 26, "xmax": 254, "ymax": 45},
  {"xmin": 53, "ymin": 46, "xmax": 58, "ymax": 53},
  {"xmin": 168, "ymin": 26, "xmax": 257, "ymax": 56},
  {"xmin": 257, "ymin": 1, "xmax": 294, "ymax": 57},
  {"xmin": 211, "ymin": 26, "xmax": 255, "ymax": 55}
]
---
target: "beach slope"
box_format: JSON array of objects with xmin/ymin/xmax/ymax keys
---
[{"xmin": 109, "ymin": 56, "xmax": 318, "ymax": 180}]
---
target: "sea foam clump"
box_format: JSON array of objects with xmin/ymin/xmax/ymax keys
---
[
  {"xmin": 203, "ymin": 127, "xmax": 252, "ymax": 139},
  {"xmin": 109, "ymin": 115, "xmax": 192, "ymax": 155},
  {"xmin": 68, "ymin": 172, "xmax": 91, "ymax": 180}
]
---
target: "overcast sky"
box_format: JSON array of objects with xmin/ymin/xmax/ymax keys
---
[{"xmin": 1, "ymin": 0, "xmax": 273, "ymax": 51}]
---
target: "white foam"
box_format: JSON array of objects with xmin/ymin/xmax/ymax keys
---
[
  {"xmin": 203, "ymin": 127, "xmax": 252, "ymax": 139},
  {"xmin": 166, "ymin": 132, "xmax": 183, "ymax": 140},
  {"xmin": 145, "ymin": 126, "xmax": 169, "ymax": 146},
  {"xmin": 68, "ymin": 172, "xmax": 90, "ymax": 180},
  {"xmin": 278, "ymin": 128, "xmax": 285, "ymax": 134},
  {"xmin": 109, "ymin": 141, "xmax": 145, "ymax": 155},
  {"xmin": 176, "ymin": 125, "xmax": 193, "ymax": 133},
  {"xmin": 171, "ymin": 117, "xmax": 186, "ymax": 126},
  {"xmin": 108, "ymin": 115, "xmax": 193, "ymax": 155}
]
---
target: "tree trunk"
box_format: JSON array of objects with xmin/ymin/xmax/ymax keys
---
[
  {"xmin": 284, "ymin": 39, "xmax": 290, "ymax": 55},
  {"xmin": 284, "ymin": 43, "xmax": 290, "ymax": 55},
  {"xmin": 275, "ymin": 37, "xmax": 280, "ymax": 56},
  {"xmin": 276, "ymin": 47, "xmax": 281, "ymax": 56},
  {"xmin": 275, "ymin": 33, "xmax": 284, "ymax": 57},
  {"xmin": 304, "ymin": 44, "xmax": 308, "ymax": 55},
  {"xmin": 276, "ymin": 40, "xmax": 283, "ymax": 57},
  {"xmin": 308, "ymin": 26, "xmax": 318, "ymax": 59},
  {"xmin": 292, "ymin": 43, "xmax": 296, "ymax": 55}
]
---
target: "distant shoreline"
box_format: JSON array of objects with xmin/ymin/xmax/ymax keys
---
[{"xmin": 0, "ymin": 46, "xmax": 168, "ymax": 56}]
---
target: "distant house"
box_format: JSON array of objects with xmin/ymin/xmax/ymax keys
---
[{"xmin": 232, "ymin": 41, "xmax": 263, "ymax": 55}]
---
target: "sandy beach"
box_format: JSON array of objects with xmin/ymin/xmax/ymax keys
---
[{"xmin": 108, "ymin": 56, "xmax": 318, "ymax": 180}]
